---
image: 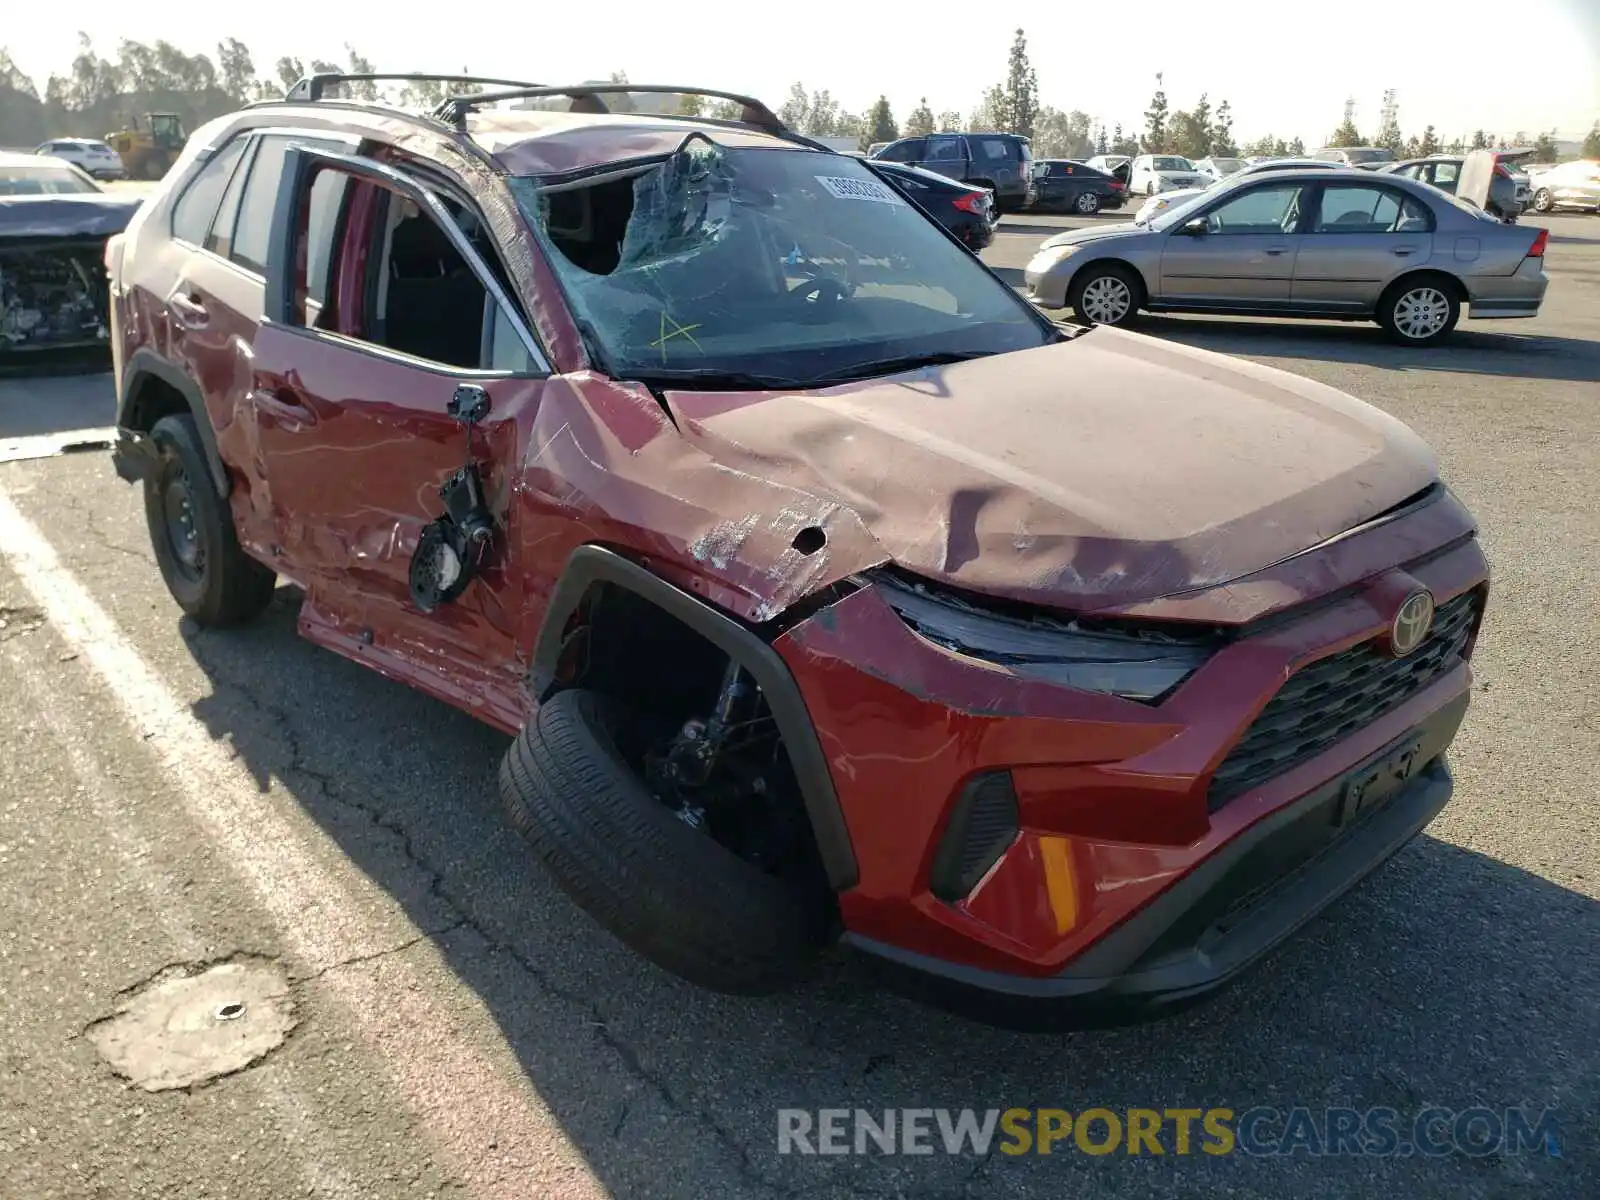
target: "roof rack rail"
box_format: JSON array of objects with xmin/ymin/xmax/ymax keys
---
[
  {"xmin": 284, "ymin": 73, "xmax": 544, "ymax": 104},
  {"xmin": 433, "ymin": 83, "xmax": 789, "ymax": 136}
]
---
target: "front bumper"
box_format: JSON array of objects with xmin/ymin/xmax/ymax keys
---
[
  {"xmin": 776, "ymin": 518, "xmax": 1487, "ymax": 1026},
  {"xmin": 1022, "ymin": 248, "xmax": 1074, "ymax": 307},
  {"xmin": 851, "ymin": 706, "xmax": 1461, "ymax": 1030}
]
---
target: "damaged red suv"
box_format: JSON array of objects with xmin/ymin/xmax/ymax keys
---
[{"xmin": 105, "ymin": 76, "xmax": 1489, "ymax": 1028}]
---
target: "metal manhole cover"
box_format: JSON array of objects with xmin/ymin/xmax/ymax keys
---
[{"xmin": 87, "ymin": 958, "xmax": 296, "ymax": 1091}]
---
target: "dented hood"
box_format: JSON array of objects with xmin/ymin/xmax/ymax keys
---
[
  {"xmin": 0, "ymin": 193, "xmax": 143, "ymax": 239},
  {"xmin": 665, "ymin": 327, "xmax": 1438, "ymax": 611}
]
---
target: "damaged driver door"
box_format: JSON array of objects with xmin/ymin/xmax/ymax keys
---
[{"xmin": 248, "ymin": 145, "xmax": 551, "ymax": 726}]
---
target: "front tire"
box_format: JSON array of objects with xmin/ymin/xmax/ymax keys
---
[
  {"xmin": 1376, "ymin": 276, "xmax": 1461, "ymax": 346},
  {"xmin": 1532, "ymin": 188, "xmax": 1554, "ymax": 213},
  {"xmin": 499, "ymin": 689, "xmax": 836, "ymax": 995},
  {"xmin": 1068, "ymin": 263, "xmax": 1142, "ymax": 328},
  {"xmin": 143, "ymin": 414, "xmax": 276, "ymax": 626}
]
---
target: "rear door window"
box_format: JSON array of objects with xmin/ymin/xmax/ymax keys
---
[
  {"xmin": 171, "ymin": 137, "xmax": 249, "ymax": 246},
  {"xmin": 227, "ymin": 133, "xmax": 351, "ymax": 276},
  {"xmin": 1311, "ymin": 184, "xmax": 1431, "ymax": 233},
  {"xmin": 926, "ymin": 135, "xmax": 965, "ymax": 162}
]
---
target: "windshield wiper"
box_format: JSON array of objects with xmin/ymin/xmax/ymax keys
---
[{"xmin": 801, "ymin": 350, "xmax": 991, "ymax": 386}]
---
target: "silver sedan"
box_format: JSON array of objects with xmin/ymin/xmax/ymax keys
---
[{"xmin": 1023, "ymin": 168, "xmax": 1550, "ymax": 345}]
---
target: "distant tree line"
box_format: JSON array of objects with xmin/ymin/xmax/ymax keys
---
[{"xmin": 4, "ymin": 32, "xmax": 1595, "ymax": 163}]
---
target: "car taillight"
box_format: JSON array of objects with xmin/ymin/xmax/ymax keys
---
[
  {"xmin": 1110, "ymin": 180, "xmax": 1125, "ymax": 190},
  {"xmin": 952, "ymin": 191, "xmax": 987, "ymax": 214},
  {"xmin": 1527, "ymin": 228, "xmax": 1548, "ymax": 257}
]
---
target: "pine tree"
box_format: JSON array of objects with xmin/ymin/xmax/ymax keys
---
[
  {"xmin": 1582, "ymin": 121, "xmax": 1600, "ymax": 158},
  {"xmin": 1418, "ymin": 124, "xmax": 1439, "ymax": 156},
  {"xmin": 1209, "ymin": 99, "xmax": 1235, "ymax": 156},
  {"xmin": 1000, "ymin": 28, "xmax": 1039, "ymax": 138},
  {"xmin": 904, "ymin": 97, "xmax": 935, "ymax": 138},
  {"xmin": 863, "ymin": 95, "xmax": 898, "ymax": 150},
  {"xmin": 1143, "ymin": 73, "xmax": 1169, "ymax": 152}
]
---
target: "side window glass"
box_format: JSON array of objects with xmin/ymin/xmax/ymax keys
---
[
  {"xmin": 230, "ymin": 135, "xmax": 292, "ymax": 274},
  {"xmin": 205, "ymin": 137, "xmax": 257, "ymax": 259},
  {"xmin": 1312, "ymin": 185, "xmax": 1405, "ymax": 233},
  {"xmin": 305, "ymin": 168, "xmax": 351, "ymax": 306},
  {"xmin": 926, "ymin": 137, "xmax": 964, "ymax": 162},
  {"xmin": 171, "ymin": 138, "xmax": 248, "ymax": 246},
  {"xmin": 485, "ymin": 300, "xmax": 535, "ymax": 373},
  {"xmin": 1205, "ymin": 185, "xmax": 1303, "ymax": 234},
  {"xmin": 881, "ymin": 140, "xmax": 921, "ymax": 163},
  {"xmin": 1432, "ymin": 162, "xmax": 1459, "ymax": 187},
  {"xmin": 979, "ymin": 139, "xmax": 1011, "ymax": 162}
]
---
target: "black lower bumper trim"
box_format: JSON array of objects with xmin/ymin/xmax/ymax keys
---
[{"xmin": 849, "ymin": 692, "xmax": 1467, "ymax": 1031}]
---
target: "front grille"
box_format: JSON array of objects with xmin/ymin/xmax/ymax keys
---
[{"xmin": 1207, "ymin": 589, "xmax": 1482, "ymax": 811}]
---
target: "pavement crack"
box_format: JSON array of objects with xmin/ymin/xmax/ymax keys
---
[
  {"xmin": 82, "ymin": 507, "xmax": 154, "ymax": 562},
  {"xmin": 177, "ymin": 631, "xmax": 864, "ymax": 1199},
  {"xmin": 293, "ymin": 919, "xmax": 469, "ymax": 985}
]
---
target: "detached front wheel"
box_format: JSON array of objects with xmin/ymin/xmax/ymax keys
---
[{"xmin": 499, "ymin": 688, "xmax": 836, "ymax": 995}]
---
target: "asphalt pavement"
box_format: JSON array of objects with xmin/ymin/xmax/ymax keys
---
[{"xmin": 0, "ymin": 209, "xmax": 1595, "ymax": 1200}]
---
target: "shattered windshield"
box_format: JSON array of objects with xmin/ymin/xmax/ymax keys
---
[{"xmin": 510, "ymin": 139, "xmax": 1051, "ymax": 386}]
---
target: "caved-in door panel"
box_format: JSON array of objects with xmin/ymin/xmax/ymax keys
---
[{"xmin": 249, "ymin": 322, "xmax": 543, "ymax": 671}]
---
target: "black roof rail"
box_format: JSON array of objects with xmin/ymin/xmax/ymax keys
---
[
  {"xmin": 285, "ymin": 73, "xmax": 544, "ymax": 104},
  {"xmin": 433, "ymin": 83, "xmax": 793, "ymax": 138}
]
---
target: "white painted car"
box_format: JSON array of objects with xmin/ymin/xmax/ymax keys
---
[
  {"xmin": 1194, "ymin": 156, "xmax": 1246, "ymax": 181},
  {"xmin": 1131, "ymin": 158, "xmax": 1346, "ymax": 224},
  {"xmin": 34, "ymin": 138, "xmax": 124, "ymax": 180},
  {"xmin": 1128, "ymin": 154, "xmax": 1206, "ymax": 196}
]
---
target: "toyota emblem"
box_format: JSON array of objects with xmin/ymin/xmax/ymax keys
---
[{"xmin": 1390, "ymin": 589, "xmax": 1435, "ymax": 657}]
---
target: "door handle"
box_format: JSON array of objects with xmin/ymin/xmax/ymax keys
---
[
  {"xmin": 252, "ymin": 387, "xmax": 319, "ymax": 428},
  {"xmin": 169, "ymin": 290, "xmax": 208, "ymax": 327},
  {"xmin": 1264, "ymin": 247, "xmax": 1287, "ymax": 256},
  {"xmin": 1392, "ymin": 247, "xmax": 1417, "ymax": 257}
]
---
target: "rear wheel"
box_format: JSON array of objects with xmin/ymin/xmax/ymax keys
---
[
  {"xmin": 1068, "ymin": 262, "xmax": 1142, "ymax": 328},
  {"xmin": 143, "ymin": 414, "xmax": 276, "ymax": 626},
  {"xmin": 1075, "ymin": 191, "xmax": 1101, "ymax": 214},
  {"xmin": 1376, "ymin": 276, "xmax": 1461, "ymax": 346}
]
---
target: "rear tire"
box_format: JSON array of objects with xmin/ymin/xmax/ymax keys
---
[
  {"xmin": 1376, "ymin": 275, "xmax": 1461, "ymax": 346},
  {"xmin": 1068, "ymin": 262, "xmax": 1142, "ymax": 328},
  {"xmin": 143, "ymin": 414, "xmax": 276, "ymax": 627},
  {"xmin": 499, "ymin": 688, "xmax": 836, "ymax": 995},
  {"xmin": 1075, "ymin": 191, "xmax": 1101, "ymax": 214}
]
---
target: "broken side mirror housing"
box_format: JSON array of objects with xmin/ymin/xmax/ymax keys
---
[{"xmin": 1179, "ymin": 217, "xmax": 1207, "ymax": 236}]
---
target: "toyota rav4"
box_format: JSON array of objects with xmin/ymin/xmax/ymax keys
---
[{"xmin": 104, "ymin": 75, "xmax": 1489, "ymax": 1029}]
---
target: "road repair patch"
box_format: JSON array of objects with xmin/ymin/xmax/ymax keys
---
[{"xmin": 87, "ymin": 957, "xmax": 296, "ymax": 1091}]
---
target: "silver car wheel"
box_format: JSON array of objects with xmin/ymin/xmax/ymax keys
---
[
  {"xmin": 1081, "ymin": 275, "xmax": 1133, "ymax": 324},
  {"xmin": 1532, "ymin": 188, "xmax": 1553, "ymax": 212},
  {"xmin": 1076, "ymin": 191, "xmax": 1099, "ymax": 213},
  {"xmin": 1392, "ymin": 287, "xmax": 1450, "ymax": 340}
]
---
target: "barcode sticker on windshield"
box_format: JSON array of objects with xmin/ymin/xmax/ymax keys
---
[{"xmin": 815, "ymin": 175, "xmax": 904, "ymax": 205}]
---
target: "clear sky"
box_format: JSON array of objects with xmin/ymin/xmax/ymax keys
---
[{"xmin": 5, "ymin": 2, "xmax": 1597, "ymax": 144}]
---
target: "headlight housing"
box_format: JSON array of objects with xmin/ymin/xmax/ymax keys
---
[{"xmin": 870, "ymin": 572, "xmax": 1216, "ymax": 703}]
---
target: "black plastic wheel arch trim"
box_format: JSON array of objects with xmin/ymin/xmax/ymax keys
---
[
  {"xmin": 531, "ymin": 544, "xmax": 860, "ymax": 891},
  {"xmin": 116, "ymin": 347, "xmax": 231, "ymax": 496}
]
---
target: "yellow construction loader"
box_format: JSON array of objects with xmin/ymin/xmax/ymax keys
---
[{"xmin": 105, "ymin": 113, "xmax": 188, "ymax": 181}]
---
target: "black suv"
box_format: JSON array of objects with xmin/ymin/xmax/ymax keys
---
[{"xmin": 870, "ymin": 132, "xmax": 1035, "ymax": 212}]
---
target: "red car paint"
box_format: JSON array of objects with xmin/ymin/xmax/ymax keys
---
[{"xmin": 107, "ymin": 97, "xmax": 1490, "ymax": 1008}]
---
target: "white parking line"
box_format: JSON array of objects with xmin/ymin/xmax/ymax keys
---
[
  {"xmin": 0, "ymin": 488, "xmax": 604, "ymax": 1200},
  {"xmin": 0, "ymin": 427, "xmax": 116, "ymax": 464}
]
